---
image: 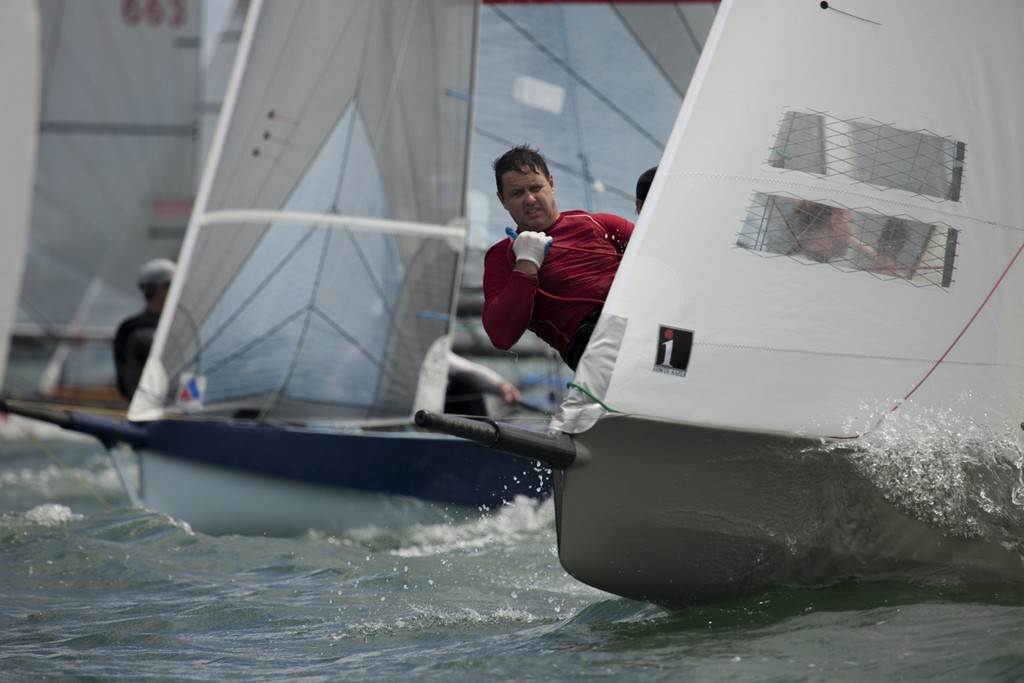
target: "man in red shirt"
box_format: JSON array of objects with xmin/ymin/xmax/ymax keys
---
[{"xmin": 482, "ymin": 145, "xmax": 634, "ymax": 370}]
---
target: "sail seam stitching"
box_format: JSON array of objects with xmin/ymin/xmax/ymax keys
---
[{"xmin": 694, "ymin": 342, "xmax": 1017, "ymax": 368}]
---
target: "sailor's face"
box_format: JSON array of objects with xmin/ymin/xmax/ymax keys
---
[
  {"xmin": 798, "ymin": 209, "xmax": 855, "ymax": 262},
  {"xmin": 498, "ymin": 168, "xmax": 558, "ymax": 232}
]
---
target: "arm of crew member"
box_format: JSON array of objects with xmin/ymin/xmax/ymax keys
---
[
  {"xmin": 447, "ymin": 352, "xmax": 521, "ymax": 403},
  {"xmin": 482, "ymin": 262, "xmax": 538, "ymax": 350}
]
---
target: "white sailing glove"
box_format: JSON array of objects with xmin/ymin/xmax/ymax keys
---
[{"xmin": 511, "ymin": 230, "xmax": 553, "ymax": 269}]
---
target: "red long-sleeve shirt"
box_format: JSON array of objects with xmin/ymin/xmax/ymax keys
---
[{"xmin": 482, "ymin": 210, "xmax": 634, "ymax": 361}]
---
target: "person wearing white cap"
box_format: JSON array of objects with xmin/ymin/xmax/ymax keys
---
[{"xmin": 112, "ymin": 258, "xmax": 175, "ymax": 400}]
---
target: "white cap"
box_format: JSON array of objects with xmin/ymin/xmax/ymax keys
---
[{"xmin": 137, "ymin": 258, "xmax": 176, "ymax": 289}]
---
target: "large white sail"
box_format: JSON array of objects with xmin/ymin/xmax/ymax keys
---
[
  {"xmin": 564, "ymin": 0, "xmax": 1024, "ymax": 439},
  {"xmin": 12, "ymin": 0, "xmax": 202, "ymax": 391},
  {"xmin": 131, "ymin": 0, "xmax": 477, "ymax": 424},
  {"xmin": 0, "ymin": 0, "xmax": 40, "ymax": 388}
]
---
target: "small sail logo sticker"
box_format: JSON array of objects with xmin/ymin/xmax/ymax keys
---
[
  {"xmin": 176, "ymin": 374, "xmax": 207, "ymax": 409},
  {"xmin": 653, "ymin": 326, "xmax": 693, "ymax": 377}
]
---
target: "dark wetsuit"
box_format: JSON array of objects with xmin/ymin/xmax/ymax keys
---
[{"xmin": 113, "ymin": 309, "xmax": 160, "ymax": 399}]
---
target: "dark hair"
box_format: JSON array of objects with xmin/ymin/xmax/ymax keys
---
[
  {"xmin": 493, "ymin": 144, "xmax": 550, "ymax": 195},
  {"xmin": 636, "ymin": 166, "xmax": 657, "ymax": 202}
]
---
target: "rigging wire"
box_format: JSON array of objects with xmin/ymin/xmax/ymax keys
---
[
  {"xmin": 553, "ymin": 5, "xmax": 594, "ymax": 212},
  {"xmin": 501, "ymin": 238, "xmax": 624, "ymax": 305},
  {"xmin": 489, "ymin": 5, "xmax": 665, "ymax": 150},
  {"xmin": 612, "ymin": 3, "xmax": 707, "ymax": 96}
]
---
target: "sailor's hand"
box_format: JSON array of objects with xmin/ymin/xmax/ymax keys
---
[
  {"xmin": 498, "ymin": 380, "xmax": 521, "ymax": 405},
  {"xmin": 512, "ymin": 231, "xmax": 553, "ymax": 269}
]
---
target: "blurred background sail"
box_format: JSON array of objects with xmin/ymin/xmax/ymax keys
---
[
  {"xmin": 7, "ymin": 0, "xmax": 204, "ymax": 402},
  {"xmin": 0, "ymin": 0, "xmax": 40, "ymax": 390}
]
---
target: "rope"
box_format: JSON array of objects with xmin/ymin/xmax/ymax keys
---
[
  {"xmin": 503, "ymin": 239, "xmax": 623, "ymax": 305},
  {"xmin": 566, "ymin": 381, "xmax": 618, "ymax": 413},
  {"xmin": 834, "ymin": 238, "xmax": 1024, "ymax": 440}
]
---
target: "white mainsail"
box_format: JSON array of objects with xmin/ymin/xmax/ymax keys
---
[
  {"xmin": 564, "ymin": 0, "xmax": 1024, "ymax": 439},
  {"xmin": 13, "ymin": 0, "xmax": 202, "ymax": 391},
  {"xmin": 0, "ymin": 0, "xmax": 40, "ymax": 388},
  {"xmin": 131, "ymin": 0, "xmax": 477, "ymax": 424}
]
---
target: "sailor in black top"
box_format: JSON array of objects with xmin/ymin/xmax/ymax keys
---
[{"xmin": 113, "ymin": 258, "xmax": 175, "ymax": 400}]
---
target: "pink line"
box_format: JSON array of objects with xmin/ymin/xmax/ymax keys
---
[{"xmin": 833, "ymin": 238, "xmax": 1024, "ymax": 440}]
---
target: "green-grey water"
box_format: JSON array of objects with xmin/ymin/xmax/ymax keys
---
[{"xmin": 3, "ymin": 434, "xmax": 1024, "ymax": 682}]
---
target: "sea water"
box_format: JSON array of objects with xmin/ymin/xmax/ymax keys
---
[{"xmin": 2, "ymin": 433, "xmax": 1024, "ymax": 682}]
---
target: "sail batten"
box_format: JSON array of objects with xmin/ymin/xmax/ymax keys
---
[
  {"xmin": 199, "ymin": 211, "xmax": 466, "ymax": 240},
  {"xmin": 2, "ymin": 1, "xmax": 203, "ymax": 396}
]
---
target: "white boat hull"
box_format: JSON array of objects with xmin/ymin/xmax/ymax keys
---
[
  {"xmin": 140, "ymin": 449, "xmax": 475, "ymax": 536},
  {"xmin": 555, "ymin": 415, "xmax": 1024, "ymax": 608},
  {"xmin": 126, "ymin": 417, "xmax": 549, "ymax": 537}
]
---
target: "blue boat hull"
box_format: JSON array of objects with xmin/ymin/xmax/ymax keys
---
[
  {"xmin": 141, "ymin": 418, "xmax": 551, "ymax": 507},
  {"xmin": 129, "ymin": 418, "xmax": 552, "ymax": 535}
]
